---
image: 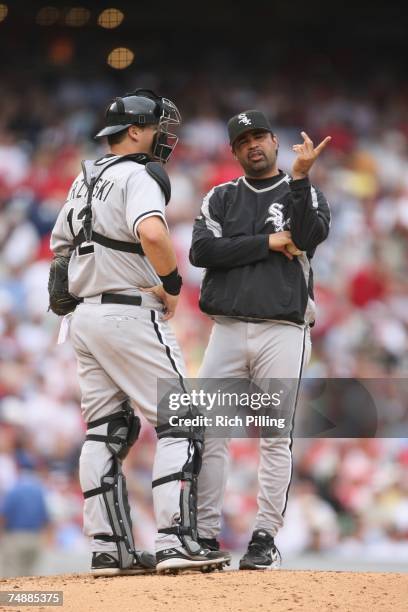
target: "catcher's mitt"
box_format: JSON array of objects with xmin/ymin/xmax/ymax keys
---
[{"xmin": 48, "ymin": 255, "xmax": 81, "ymax": 316}]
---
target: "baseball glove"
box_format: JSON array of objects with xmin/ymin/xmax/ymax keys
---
[{"xmin": 48, "ymin": 255, "xmax": 81, "ymax": 316}]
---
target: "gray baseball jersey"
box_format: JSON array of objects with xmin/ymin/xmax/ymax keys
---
[
  {"xmin": 50, "ymin": 154, "xmax": 195, "ymax": 555},
  {"xmin": 51, "ymin": 154, "xmax": 166, "ymax": 306}
]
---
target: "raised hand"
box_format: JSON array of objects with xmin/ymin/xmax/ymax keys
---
[{"xmin": 292, "ymin": 131, "xmax": 331, "ymax": 180}]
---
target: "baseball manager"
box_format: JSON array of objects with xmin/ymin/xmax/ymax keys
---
[{"xmin": 190, "ymin": 110, "xmax": 331, "ymax": 569}]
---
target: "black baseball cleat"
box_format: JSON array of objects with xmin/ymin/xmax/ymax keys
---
[
  {"xmin": 91, "ymin": 550, "xmax": 156, "ymax": 576},
  {"xmin": 197, "ymin": 536, "xmax": 220, "ymax": 550},
  {"xmin": 156, "ymin": 546, "xmax": 231, "ymax": 574},
  {"xmin": 198, "ymin": 536, "xmax": 232, "ymax": 561},
  {"xmin": 239, "ymin": 530, "xmax": 281, "ymax": 570}
]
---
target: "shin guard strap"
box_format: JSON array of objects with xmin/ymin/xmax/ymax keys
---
[{"xmin": 152, "ymin": 471, "xmax": 192, "ymax": 489}]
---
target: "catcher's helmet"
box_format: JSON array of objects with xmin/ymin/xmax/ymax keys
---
[{"xmin": 95, "ymin": 88, "xmax": 181, "ymax": 163}]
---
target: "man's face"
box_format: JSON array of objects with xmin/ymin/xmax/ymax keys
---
[
  {"xmin": 232, "ymin": 129, "xmax": 278, "ymax": 177},
  {"xmin": 138, "ymin": 125, "xmax": 159, "ymax": 155}
]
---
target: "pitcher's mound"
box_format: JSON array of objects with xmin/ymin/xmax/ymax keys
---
[{"xmin": 1, "ymin": 569, "xmax": 406, "ymax": 611}]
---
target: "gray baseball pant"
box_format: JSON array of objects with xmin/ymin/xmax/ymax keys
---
[
  {"xmin": 197, "ymin": 318, "xmax": 311, "ymax": 539},
  {"xmin": 70, "ymin": 301, "xmax": 192, "ymax": 553}
]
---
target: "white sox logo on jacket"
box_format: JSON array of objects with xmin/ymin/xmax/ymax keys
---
[
  {"xmin": 265, "ymin": 202, "xmax": 290, "ymax": 232},
  {"xmin": 190, "ymin": 171, "xmax": 331, "ymax": 325}
]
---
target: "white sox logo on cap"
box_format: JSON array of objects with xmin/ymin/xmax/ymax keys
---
[
  {"xmin": 238, "ymin": 113, "xmax": 252, "ymax": 126},
  {"xmin": 228, "ymin": 109, "xmax": 272, "ymax": 145}
]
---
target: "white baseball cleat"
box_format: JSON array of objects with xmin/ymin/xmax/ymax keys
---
[{"xmin": 156, "ymin": 546, "xmax": 231, "ymax": 574}]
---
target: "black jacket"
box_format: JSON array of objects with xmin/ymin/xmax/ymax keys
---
[{"xmin": 189, "ymin": 172, "xmax": 330, "ymax": 325}]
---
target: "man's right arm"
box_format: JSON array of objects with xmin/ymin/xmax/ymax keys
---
[
  {"xmin": 189, "ymin": 188, "xmax": 296, "ymax": 268},
  {"xmin": 127, "ymin": 171, "xmax": 181, "ymax": 320},
  {"xmin": 138, "ymin": 216, "xmax": 177, "ymax": 275},
  {"xmin": 138, "ymin": 216, "xmax": 181, "ymax": 320},
  {"xmin": 189, "ymin": 188, "xmax": 269, "ymax": 268}
]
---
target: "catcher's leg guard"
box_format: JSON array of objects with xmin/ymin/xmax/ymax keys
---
[
  {"xmin": 153, "ymin": 424, "xmax": 203, "ymax": 555},
  {"xmin": 83, "ymin": 401, "xmax": 140, "ymax": 569}
]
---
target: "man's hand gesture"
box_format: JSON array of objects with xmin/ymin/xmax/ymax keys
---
[
  {"xmin": 292, "ymin": 131, "xmax": 331, "ymax": 180},
  {"xmin": 268, "ymin": 231, "xmax": 302, "ymax": 260}
]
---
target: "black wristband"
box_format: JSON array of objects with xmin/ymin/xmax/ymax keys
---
[{"xmin": 159, "ymin": 268, "xmax": 183, "ymax": 296}]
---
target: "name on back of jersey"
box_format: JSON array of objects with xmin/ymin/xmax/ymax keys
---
[{"xmin": 68, "ymin": 177, "xmax": 114, "ymax": 202}]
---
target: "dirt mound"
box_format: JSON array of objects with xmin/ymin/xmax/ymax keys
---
[{"xmin": 0, "ymin": 570, "xmax": 406, "ymax": 612}]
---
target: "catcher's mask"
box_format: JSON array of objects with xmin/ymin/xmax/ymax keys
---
[{"xmin": 95, "ymin": 88, "xmax": 181, "ymax": 164}]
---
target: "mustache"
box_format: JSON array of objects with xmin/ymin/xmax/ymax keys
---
[{"xmin": 248, "ymin": 148, "xmax": 265, "ymax": 158}]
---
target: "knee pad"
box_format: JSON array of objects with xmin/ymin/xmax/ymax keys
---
[
  {"xmin": 153, "ymin": 425, "xmax": 204, "ymax": 554},
  {"xmin": 86, "ymin": 400, "xmax": 141, "ymax": 460},
  {"xmin": 82, "ymin": 401, "xmax": 140, "ymax": 569}
]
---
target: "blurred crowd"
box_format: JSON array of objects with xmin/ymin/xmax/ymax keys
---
[{"xmin": 0, "ymin": 72, "xmax": 408, "ymax": 575}]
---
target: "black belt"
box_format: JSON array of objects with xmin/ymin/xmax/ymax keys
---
[{"xmin": 101, "ymin": 293, "xmax": 142, "ymax": 306}]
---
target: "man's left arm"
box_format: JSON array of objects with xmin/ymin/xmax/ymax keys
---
[
  {"xmin": 48, "ymin": 203, "xmax": 79, "ymax": 316},
  {"xmin": 50, "ymin": 203, "xmax": 74, "ymax": 256},
  {"xmin": 289, "ymin": 178, "xmax": 330, "ymax": 252},
  {"xmin": 288, "ymin": 130, "xmax": 332, "ymax": 252}
]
